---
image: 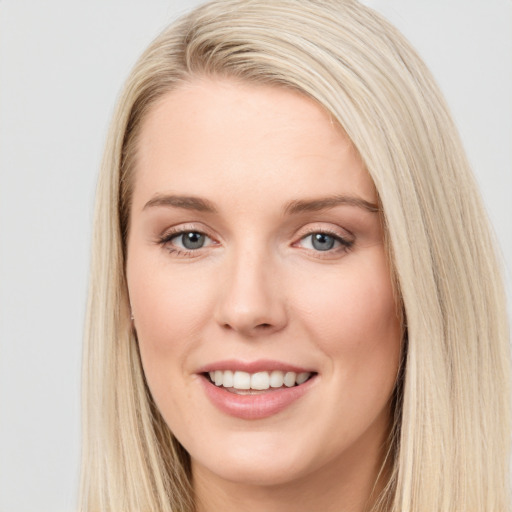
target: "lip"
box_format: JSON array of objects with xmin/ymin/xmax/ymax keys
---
[
  {"xmin": 197, "ymin": 360, "xmax": 318, "ymax": 420},
  {"xmin": 196, "ymin": 359, "xmax": 314, "ymax": 374}
]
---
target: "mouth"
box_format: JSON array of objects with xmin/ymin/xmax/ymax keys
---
[
  {"xmin": 198, "ymin": 363, "xmax": 318, "ymax": 420},
  {"xmin": 203, "ymin": 370, "xmax": 316, "ymax": 394},
  {"xmin": 197, "ymin": 359, "xmax": 320, "ymax": 420}
]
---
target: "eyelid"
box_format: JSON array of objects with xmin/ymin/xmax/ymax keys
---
[
  {"xmin": 292, "ymin": 224, "xmax": 355, "ymax": 255},
  {"xmin": 294, "ymin": 223, "xmax": 354, "ymax": 242},
  {"xmin": 156, "ymin": 223, "xmax": 219, "ymax": 255},
  {"xmin": 158, "ymin": 222, "xmax": 215, "ymax": 240},
  {"xmin": 155, "ymin": 222, "xmax": 354, "ymax": 257}
]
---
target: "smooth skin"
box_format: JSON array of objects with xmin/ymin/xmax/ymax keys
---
[{"xmin": 126, "ymin": 78, "xmax": 402, "ymax": 512}]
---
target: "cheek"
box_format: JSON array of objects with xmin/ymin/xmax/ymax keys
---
[
  {"xmin": 293, "ymin": 253, "xmax": 401, "ymax": 377},
  {"xmin": 127, "ymin": 266, "xmax": 205, "ymax": 430},
  {"xmin": 126, "ymin": 247, "xmax": 212, "ymax": 396},
  {"xmin": 129, "ymin": 251, "xmax": 209, "ymax": 343}
]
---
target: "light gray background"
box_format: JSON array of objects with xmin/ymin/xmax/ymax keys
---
[{"xmin": 0, "ymin": 1, "xmax": 510, "ymax": 511}]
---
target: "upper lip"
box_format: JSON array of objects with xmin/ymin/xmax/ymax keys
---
[{"xmin": 196, "ymin": 359, "xmax": 315, "ymax": 374}]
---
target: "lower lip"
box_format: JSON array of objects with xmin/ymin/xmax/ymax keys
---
[{"xmin": 200, "ymin": 375, "xmax": 316, "ymax": 420}]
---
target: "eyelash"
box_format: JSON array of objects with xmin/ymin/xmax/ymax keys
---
[
  {"xmin": 156, "ymin": 227, "xmax": 354, "ymax": 257},
  {"xmin": 296, "ymin": 229, "xmax": 354, "ymax": 255},
  {"xmin": 157, "ymin": 226, "xmax": 216, "ymax": 257}
]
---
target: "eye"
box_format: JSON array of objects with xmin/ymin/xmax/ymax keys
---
[
  {"xmin": 173, "ymin": 231, "xmax": 208, "ymax": 250},
  {"xmin": 310, "ymin": 233, "xmax": 337, "ymax": 251},
  {"xmin": 297, "ymin": 232, "xmax": 352, "ymax": 252},
  {"xmin": 157, "ymin": 228, "xmax": 216, "ymax": 255}
]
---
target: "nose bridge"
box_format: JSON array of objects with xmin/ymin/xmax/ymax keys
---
[{"xmin": 215, "ymin": 238, "xmax": 286, "ymax": 336}]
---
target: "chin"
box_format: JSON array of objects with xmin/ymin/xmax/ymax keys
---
[
  {"xmin": 190, "ymin": 427, "xmax": 328, "ymax": 489},
  {"xmin": 197, "ymin": 457, "xmax": 307, "ymax": 488}
]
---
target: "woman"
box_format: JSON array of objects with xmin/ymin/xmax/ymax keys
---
[{"xmin": 80, "ymin": 1, "xmax": 511, "ymax": 510}]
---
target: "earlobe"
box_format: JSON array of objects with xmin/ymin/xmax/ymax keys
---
[{"xmin": 130, "ymin": 310, "xmax": 137, "ymax": 337}]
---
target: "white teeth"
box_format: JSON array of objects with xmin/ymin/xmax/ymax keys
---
[
  {"xmin": 270, "ymin": 370, "xmax": 284, "ymax": 388},
  {"xmin": 296, "ymin": 372, "xmax": 310, "ymax": 385},
  {"xmin": 284, "ymin": 372, "xmax": 296, "ymax": 387},
  {"xmin": 233, "ymin": 371, "xmax": 251, "ymax": 390},
  {"xmin": 223, "ymin": 370, "xmax": 234, "ymax": 388},
  {"xmin": 207, "ymin": 369, "xmax": 313, "ymax": 390},
  {"xmin": 251, "ymin": 371, "xmax": 270, "ymax": 390}
]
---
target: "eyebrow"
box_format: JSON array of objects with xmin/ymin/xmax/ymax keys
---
[
  {"xmin": 142, "ymin": 193, "xmax": 379, "ymax": 215},
  {"xmin": 143, "ymin": 194, "xmax": 217, "ymax": 213},
  {"xmin": 284, "ymin": 195, "xmax": 380, "ymax": 214}
]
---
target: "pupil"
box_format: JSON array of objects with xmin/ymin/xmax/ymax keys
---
[
  {"xmin": 312, "ymin": 233, "xmax": 335, "ymax": 251},
  {"xmin": 182, "ymin": 232, "xmax": 205, "ymax": 250}
]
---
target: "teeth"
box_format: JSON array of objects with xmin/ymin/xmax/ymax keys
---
[
  {"xmin": 223, "ymin": 370, "xmax": 234, "ymax": 387},
  {"xmin": 284, "ymin": 372, "xmax": 296, "ymax": 387},
  {"xmin": 233, "ymin": 371, "xmax": 251, "ymax": 389},
  {"xmin": 251, "ymin": 371, "xmax": 269, "ymax": 390},
  {"xmin": 207, "ymin": 370, "xmax": 313, "ymax": 390},
  {"xmin": 270, "ymin": 370, "xmax": 284, "ymax": 388},
  {"xmin": 296, "ymin": 372, "xmax": 310, "ymax": 385}
]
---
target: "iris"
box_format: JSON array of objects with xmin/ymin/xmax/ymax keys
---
[
  {"xmin": 180, "ymin": 232, "xmax": 205, "ymax": 250},
  {"xmin": 311, "ymin": 233, "xmax": 336, "ymax": 251}
]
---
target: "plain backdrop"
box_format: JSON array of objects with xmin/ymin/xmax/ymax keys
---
[{"xmin": 0, "ymin": 1, "xmax": 510, "ymax": 510}]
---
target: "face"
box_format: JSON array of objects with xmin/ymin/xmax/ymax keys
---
[{"xmin": 126, "ymin": 79, "xmax": 402, "ymax": 491}]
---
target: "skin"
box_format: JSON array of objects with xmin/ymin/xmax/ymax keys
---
[{"xmin": 126, "ymin": 78, "xmax": 402, "ymax": 512}]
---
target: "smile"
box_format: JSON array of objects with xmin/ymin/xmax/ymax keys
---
[
  {"xmin": 198, "ymin": 362, "xmax": 318, "ymax": 420},
  {"xmin": 207, "ymin": 370, "xmax": 313, "ymax": 392}
]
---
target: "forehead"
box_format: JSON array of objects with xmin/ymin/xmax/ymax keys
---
[{"xmin": 133, "ymin": 78, "xmax": 376, "ymax": 211}]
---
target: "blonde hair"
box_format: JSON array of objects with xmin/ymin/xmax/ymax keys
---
[{"xmin": 80, "ymin": 1, "xmax": 511, "ymax": 510}]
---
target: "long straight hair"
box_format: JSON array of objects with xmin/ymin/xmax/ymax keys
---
[{"xmin": 80, "ymin": 1, "xmax": 511, "ymax": 510}]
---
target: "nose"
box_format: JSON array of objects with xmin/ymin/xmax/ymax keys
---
[{"xmin": 214, "ymin": 248, "xmax": 288, "ymax": 337}]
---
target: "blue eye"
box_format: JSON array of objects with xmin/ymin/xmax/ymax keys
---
[
  {"xmin": 298, "ymin": 232, "xmax": 351, "ymax": 252},
  {"xmin": 157, "ymin": 227, "xmax": 217, "ymax": 257},
  {"xmin": 172, "ymin": 231, "xmax": 207, "ymax": 250},
  {"xmin": 311, "ymin": 233, "xmax": 336, "ymax": 251}
]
